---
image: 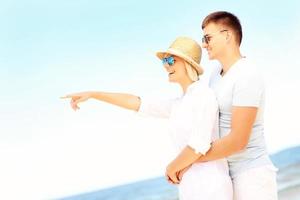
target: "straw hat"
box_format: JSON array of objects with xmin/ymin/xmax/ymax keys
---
[{"xmin": 156, "ymin": 37, "xmax": 203, "ymax": 75}]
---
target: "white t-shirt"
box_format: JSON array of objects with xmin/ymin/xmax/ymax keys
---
[
  {"xmin": 209, "ymin": 57, "xmax": 276, "ymax": 178},
  {"xmin": 138, "ymin": 80, "xmax": 232, "ymax": 199}
]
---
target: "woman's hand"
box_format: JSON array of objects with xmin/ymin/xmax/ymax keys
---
[
  {"xmin": 176, "ymin": 165, "xmax": 191, "ymax": 182},
  {"xmin": 165, "ymin": 164, "xmax": 180, "ymax": 185},
  {"xmin": 61, "ymin": 92, "xmax": 92, "ymax": 111}
]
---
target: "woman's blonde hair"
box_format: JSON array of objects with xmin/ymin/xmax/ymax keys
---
[{"xmin": 185, "ymin": 62, "xmax": 199, "ymax": 81}]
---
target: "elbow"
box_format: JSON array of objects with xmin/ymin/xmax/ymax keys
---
[
  {"xmin": 135, "ymin": 96, "xmax": 142, "ymax": 111},
  {"xmin": 131, "ymin": 96, "xmax": 141, "ymax": 112}
]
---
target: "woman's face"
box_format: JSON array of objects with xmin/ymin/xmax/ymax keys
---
[{"xmin": 163, "ymin": 55, "xmax": 189, "ymax": 83}]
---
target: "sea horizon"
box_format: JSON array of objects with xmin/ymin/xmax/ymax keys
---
[{"xmin": 59, "ymin": 145, "xmax": 300, "ymax": 200}]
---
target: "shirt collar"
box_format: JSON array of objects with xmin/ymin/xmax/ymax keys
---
[{"xmin": 185, "ymin": 80, "xmax": 201, "ymax": 94}]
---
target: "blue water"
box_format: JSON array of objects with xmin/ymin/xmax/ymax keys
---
[
  {"xmin": 61, "ymin": 146, "xmax": 300, "ymax": 200},
  {"xmin": 61, "ymin": 177, "xmax": 178, "ymax": 200}
]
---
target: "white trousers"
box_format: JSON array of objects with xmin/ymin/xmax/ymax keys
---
[
  {"xmin": 178, "ymin": 162, "xmax": 233, "ymax": 200},
  {"xmin": 233, "ymin": 165, "xmax": 278, "ymax": 200}
]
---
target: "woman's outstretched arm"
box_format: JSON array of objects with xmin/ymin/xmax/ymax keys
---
[{"xmin": 61, "ymin": 91, "xmax": 141, "ymax": 111}]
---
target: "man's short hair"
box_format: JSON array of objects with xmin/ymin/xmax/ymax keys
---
[{"xmin": 202, "ymin": 11, "xmax": 243, "ymax": 46}]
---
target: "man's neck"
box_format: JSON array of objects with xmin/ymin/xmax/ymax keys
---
[{"xmin": 219, "ymin": 48, "xmax": 243, "ymax": 75}]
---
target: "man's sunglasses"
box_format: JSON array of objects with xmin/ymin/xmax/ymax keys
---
[{"xmin": 202, "ymin": 29, "xmax": 228, "ymax": 44}]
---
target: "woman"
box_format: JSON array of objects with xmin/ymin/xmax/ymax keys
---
[{"xmin": 61, "ymin": 37, "xmax": 232, "ymax": 200}]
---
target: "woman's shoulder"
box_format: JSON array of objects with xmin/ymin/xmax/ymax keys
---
[
  {"xmin": 192, "ymin": 80, "xmax": 215, "ymax": 95},
  {"xmin": 187, "ymin": 80, "xmax": 217, "ymax": 103}
]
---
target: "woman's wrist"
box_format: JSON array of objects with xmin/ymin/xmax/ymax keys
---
[{"xmin": 88, "ymin": 91, "xmax": 99, "ymax": 99}]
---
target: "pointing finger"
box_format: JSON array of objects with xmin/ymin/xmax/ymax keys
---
[{"xmin": 60, "ymin": 95, "xmax": 70, "ymax": 99}]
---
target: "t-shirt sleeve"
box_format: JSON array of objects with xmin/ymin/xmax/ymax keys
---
[
  {"xmin": 232, "ymin": 71, "xmax": 264, "ymax": 107},
  {"xmin": 138, "ymin": 97, "xmax": 174, "ymax": 118},
  {"xmin": 187, "ymin": 89, "xmax": 218, "ymax": 155}
]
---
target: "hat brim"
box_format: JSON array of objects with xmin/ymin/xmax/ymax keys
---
[{"xmin": 156, "ymin": 48, "xmax": 203, "ymax": 75}]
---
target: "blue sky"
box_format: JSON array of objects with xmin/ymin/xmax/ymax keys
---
[{"xmin": 0, "ymin": 0, "xmax": 300, "ymax": 199}]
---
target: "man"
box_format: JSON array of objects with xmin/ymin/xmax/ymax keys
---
[{"xmin": 178, "ymin": 11, "xmax": 278, "ymax": 200}]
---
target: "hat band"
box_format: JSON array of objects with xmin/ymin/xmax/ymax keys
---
[{"xmin": 167, "ymin": 48, "xmax": 200, "ymax": 67}]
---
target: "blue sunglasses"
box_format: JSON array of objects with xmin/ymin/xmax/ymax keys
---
[{"xmin": 162, "ymin": 56, "xmax": 175, "ymax": 66}]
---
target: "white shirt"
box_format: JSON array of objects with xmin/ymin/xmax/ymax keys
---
[
  {"xmin": 209, "ymin": 58, "xmax": 276, "ymax": 178},
  {"xmin": 138, "ymin": 80, "xmax": 218, "ymax": 155},
  {"xmin": 138, "ymin": 80, "xmax": 233, "ymax": 200}
]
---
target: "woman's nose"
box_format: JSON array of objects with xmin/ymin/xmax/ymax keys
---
[{"xmin": 164, "ymin": 64, "xmax": 170, "ymax": 71}]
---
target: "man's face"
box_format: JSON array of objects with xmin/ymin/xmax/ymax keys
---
[{"xmin": 202, "ymin": 23, "xmax": 228, "ymax": 60}]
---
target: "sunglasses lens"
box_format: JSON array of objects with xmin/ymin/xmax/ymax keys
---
[
  {"xmin": 167, "ymin": 56, "xmax": 174, "ymax": 65},
  {"xmin": 162, "ymin": 56, "xmax": 175, "ymax": 66}
]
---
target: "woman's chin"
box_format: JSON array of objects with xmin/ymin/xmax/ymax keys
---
[
  {"xmin": 168, "ymin": 77, "xmax": 176, "ymax": 82},
  {"xmin": 168, "ymin": 73, "xmax": 180, "ymax": 83}
]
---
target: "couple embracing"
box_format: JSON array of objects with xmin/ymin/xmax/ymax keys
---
[{"xmin": 62, "ymin": 11, "xmax": 278, "ymax": 200}]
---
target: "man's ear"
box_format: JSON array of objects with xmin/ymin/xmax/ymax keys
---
[
  {"xmin": 226, "ymin": 31, "xmax": 231, "ymax": 41},
  {"xmin": 226, "ymin": 31, "xmax": 234, "ymax": 43}
]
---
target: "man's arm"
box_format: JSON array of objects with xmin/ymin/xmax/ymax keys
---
[
  {"xmin": 197, "ymin": 106, "xmax": 258, "ymax": 162},
  {"xmin": 166, "ymin": 145, "xmax": 201, "ymax": 184},
  {"xmin": 167, "ymin": 146, "xmax": 201, "ymax": 172}
]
